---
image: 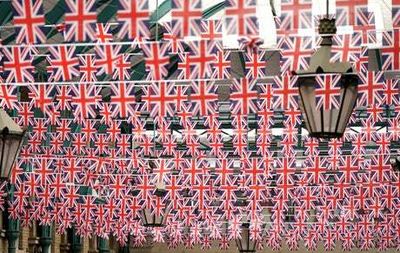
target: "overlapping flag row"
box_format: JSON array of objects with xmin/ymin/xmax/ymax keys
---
[{"xmin": 0, "ymin": 0, "xmax": 399, "ymax": 250}]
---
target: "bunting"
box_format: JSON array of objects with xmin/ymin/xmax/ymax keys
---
[{"xmin": 0, "ymin": 0, "xmax": 399, "ymax": 250}]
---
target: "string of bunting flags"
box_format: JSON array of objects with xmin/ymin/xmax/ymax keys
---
[{"xmin": 0, "ymin": 0, "xmax": 399, "ymax": 251}]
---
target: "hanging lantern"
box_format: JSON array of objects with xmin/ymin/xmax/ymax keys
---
[
  {"xmin": 234, "ymin": 190, "xmax": 249, "ymax": 207},
  {"xmin": 293, "ymin": 17, "xmax": 359, "ymax": 139},
  {"xmin": 391, "ymin": 156, "xmax": 400, "ymax": 171},
  {"xmin": 139, "ymin": 207, "xmax": 168, "ymax": 228},
  {"xmin": 140, "ymin": 195, "xmax": 170, "ymax": 227},
  {"xmin": 0, "ymin": 109, "xmax": 26, "ymax": 180},
  {"xmin": 235, "ymin": 223, "xmax": 257, "ymax": 253}
]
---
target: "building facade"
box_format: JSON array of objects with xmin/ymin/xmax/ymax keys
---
[{"xmin": 0, "ymin": 211, "xmax": 124, "ymax": 253}]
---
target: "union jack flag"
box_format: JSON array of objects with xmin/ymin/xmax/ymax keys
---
[
  {"xmin": 64, "ymin": 0, "xmax": 97, "ymax": 42},
  {"xmin": 109, "ymin": 83, "xmax": 138, "ymax": 118},
  {"xmin": 353, "ymin": 7, "xmax": 376, "ymax": 44},
  {"xmin": 201, "ymin": 19, "xmax": 223, "ymax": 41},
  {"xmin": 279, "ymin": 35, "xmax": 312, "ymax": 73},
  {"xmin": 383, "ymin": 78, "xmax": 400, "ymax": 105},
  {"xmin": 117, "ymin": 0, "xmax": 150, "ymax": 40},
  {"xmin": 274, "ymin": 157, "xmax": 297, "ymax": 200},
  {"xmin": 142, "ymin": 81, "xmax": 178, "ymax": 117},
  {"xmin": 177, "ymin": 40, "xmax": 217, "ymax": 79},
  {"xmin": 12, "ymin": 0, "xmax": 46, "ymax": 44},
  {"xmin": 338, "ymin": 156, "xmax": 360, "ymax": 184},
  {"xmin": 53, "ymin": 86, "xmax": 72, "ymax": 112},
  {"xmin": 393, "ymin": 0, "xmax": 400, "ymax": 28},
  {"xmin": 331, "ymin": 33, "xmax": 362, "ymax": 69},
  {"xmin": 272, "ymin": 74, "xmax": 299, "ymax": 109},
  {"xmin": 187, "ymin": 81, "xmax": 218, "ymax": 116},
  {"xmin": 171, "ymin": 0, "xmax": 203, "ymax": 38},
  {"xmin": 279, "ymin": 0, "xmax": 313, "ymax": 33},
  {"xmin": 381, "ymin": 30, "xmax": 400, "ymax": 72},
  {"xmin": 113, "ymin": 54, "xmax": 132, "ymax": 80},
  {"xmin": 141, "ymin": 41, "xmax": 170, "ymax": 80},
  {"xmin": 47, "ymin": 45, "xmax": 80, "ymax": 81},
  {"xmin": 69, "ymin": 84, "xmax": 101, "ymax": 119},
  {"xmin": 257, "ymin": 81, "xmax": 274, "ymax": 110},
  {"xmin": 224, "ymin": 0, "xmax": 258, "ymax": 36},
  {"xmin": 357, "ymin": 71, "xmax": 385, "ymax": 107},
  {"xmin": 369, "ymin": 154, "xmax": 392, "ymax": 183},
  {"xmin": 335, "ymin": 0, "xmax": 368, "ymax": 27},
  {"xmin": 244, "ymin": 49, "xmax": 266, "ymax": 78},
  {"xmin": 2, "ymin": 47, "xmax": 35, "ymax": 83},
  {"xmin": 95, "ymin": 23, "xmax": 114, "ymax": 43},
  {"xmin": 0, "ymin": 85, "xmax": 19, "ymax": 110},
  {"xmin": 314, "ymin": 74, "xmax": 342, "ymax": 110},
  {"xmin": 28, "ymin": 85, "xmax": 56, "ymax": 117},
  {"xmin": 95, "ymin": 44, "xmax": 122, "ymax": 78},
  {"xmin": 211, "ymin": 49, "xmax": 231, "ymax": 80},
  {"xmin": 163, "ymin": 21, "xmax": 187, "ymax": 54},
  {"xmin": 230, "ymin": 78, "xmax": 259, "ymax": 115},
  {"xmin": 78, "ymin": 54, "xmax": 97, "ymax": 82}
]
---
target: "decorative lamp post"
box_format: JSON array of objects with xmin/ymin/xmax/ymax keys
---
[
  {"xmin": 0, "ymin": 109, "xmax": 26, "ymax": 253},
  {"xmin": 235, "ymin": 223, "xmax": 257, "ymax": 253},
  {"xmin": 292, "ymin": 3, "xmax": 359, "ymax": 139}
]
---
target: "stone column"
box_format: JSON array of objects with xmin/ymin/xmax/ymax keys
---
[
  {"xmin": 88, "ymin": 236, "xmax": 97, "ymax": 253},
  {"xmin": 71, "ymin": 228, "xmax": 83, "ymax": 253},
  {"xmin": 52, "ymin": 225, "xmax": 61, "ymax": 253},
  {"xmin": 98, "ymin": 237, "xmax": 110, "ymax": 253},
  {"xmin": 39, "ymin": 225, "xmax": 52, "ymax": 253},
  {"xmin": 19, "ymin": 226, "xmax": 29, "ymax": 250},
  {"xmin": 59, "ymin": 233, "xmax": 70, "ymax": 253},
  {"xmin": 6, "ymin": 219, "xmax": 19, "ymax": 253}
]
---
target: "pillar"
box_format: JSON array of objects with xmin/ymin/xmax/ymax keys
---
[
  {"xmin": 39, "ymin": 225, "xmax": 52, "ymax": 253},
  {"xmin": 98, "ymin": 237, "xmax": 110, "ymax": 253},
  {"xmin": 118, "ymin": 237, "xmax": 130, "ymax": 253},
  {"xmin": 70, "ymin": 228, "xmax": 82, "ymax": 253},
  {"xmin": 6, "ymin": 218, "xmax": 19, "ymax": 253}
]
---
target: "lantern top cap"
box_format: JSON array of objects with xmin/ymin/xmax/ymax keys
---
[
  {"xmin": 242, "ymin": 223, "xmax": 250, "ymax": 228},
  {"xmin": 293, "ymin": 15, "xmax": 357, "ymax": 77},
  {"xmin": 0, "ymin": 109, "xmax": 24, "ymax": 136}
]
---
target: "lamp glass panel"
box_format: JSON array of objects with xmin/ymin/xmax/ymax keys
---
[
  {"xmin": 0, "ymin": 135, "xmax": 22, "ymax": 179},
  {"xmin": 241, "ymin": 228, "xmax": 249, "ymax": 251},
  {"xmin": 298, "ymin": 81, "xmax": 320, "ymax": 134},
  {"xmin": 142, "ymin": 209, "xmax": 152, "ymax": 225},
  {"xmin": 154, "ymin": 213, "xmax": 162, "ymax": 226},
  {"xmin": 323, "ymin": 109, "xmax": 339, "ymax": 134},
  {"xmin": 337, "ymin": 84, "xmax": 358, "ymax": 133},
  {"xmin": 236, "ymin": 226, "xmax": 257, "ymax": 252}
]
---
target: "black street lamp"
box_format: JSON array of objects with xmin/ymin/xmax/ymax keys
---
[
  {"xmin": 0, "ymin": 109, "xmax": 26, "ymax": 253},
  {"xmin": 293, "ymin": 11, "xmax": 359, "ymax": 139},
  {"xmin": 235, "ymin": 223, "xmax": 257, "ymax": 253}
]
